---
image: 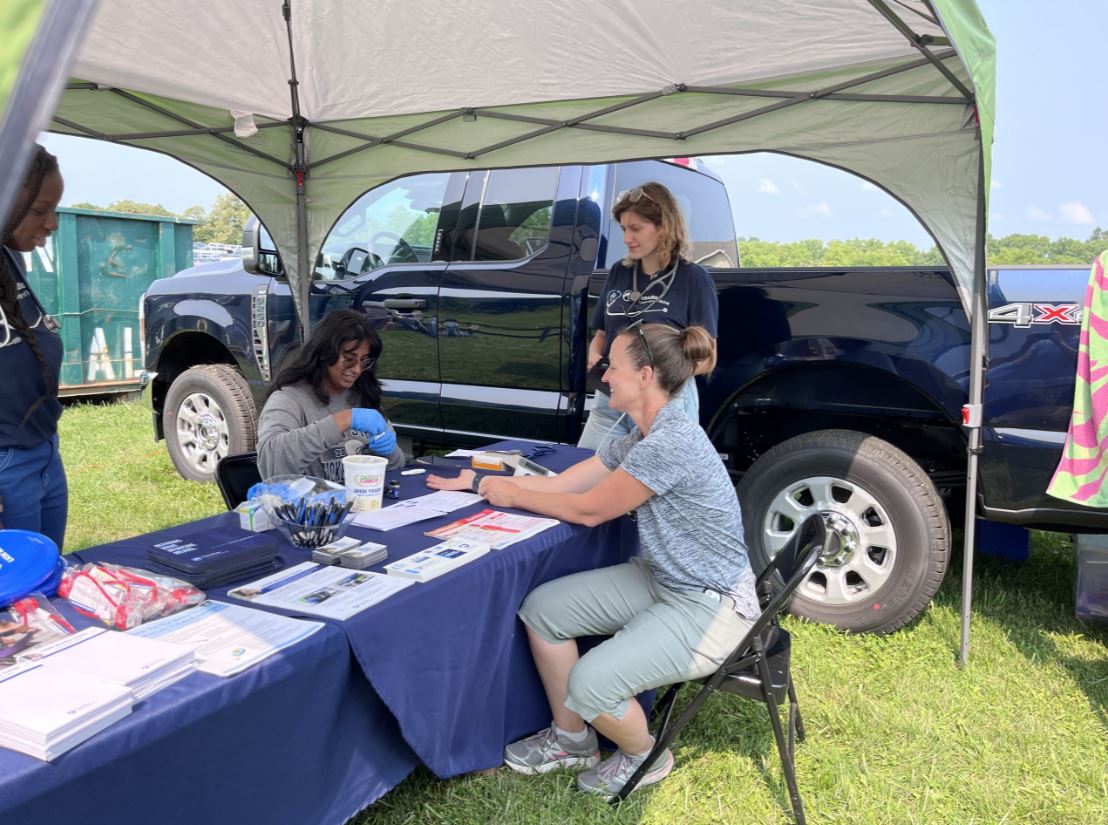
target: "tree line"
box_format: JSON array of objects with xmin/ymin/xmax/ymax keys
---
[
  {"xmin": 70, "ymin": 193, "xmax": 251, "ymax": 246},
  {"xmin": 739, "ymin": 227, "xmax": 1108, "ymax": 268},
  {"xmin": 69, "ymin": 193, "xmax": 1107, "ymax": 269}
]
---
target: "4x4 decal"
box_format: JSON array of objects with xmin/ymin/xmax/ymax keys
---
[{"xmin": 987, "ymin": 302, "xmax": 1082, "ymax": 328}]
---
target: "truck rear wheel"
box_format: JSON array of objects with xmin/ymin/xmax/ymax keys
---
[
  {"xmin": 736, "ymin": 429, "xmax": 949, "ymax": 634},
  {"xmin": 164, "ymin": 364, "xmax": 256, "ymax": 483}
]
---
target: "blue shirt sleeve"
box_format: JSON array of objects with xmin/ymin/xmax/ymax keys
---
[{"xmin": 683, "ymin": 262, "xmax": 719, "ymax": 338}]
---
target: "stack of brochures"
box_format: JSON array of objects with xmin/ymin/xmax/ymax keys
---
[
  {"xmin": 384, "ymin": 537, "xmax": 490, "ymax": 582},
  {"xmin": 0, "ymin": 663, "xmax": 133, "ymax": 760},
  {"xmin": 147, "ymin": 527, "xmax": 280, "ymax": 588},
  {"xmin": 30, "ymin": 626, "xmax": 197, "ymax": 701},
  {"xmin": 424, "ymin": 508, "xmax": 559, "ymax": 550}
]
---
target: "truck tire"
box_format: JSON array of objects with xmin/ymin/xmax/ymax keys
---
[
  {"xmin": 736, "ymin": 429, "xmax": 949, "ymax": 634},
  {"xmin": 164, "ymin": 364, "xmax": 256, "ymax": 483}
]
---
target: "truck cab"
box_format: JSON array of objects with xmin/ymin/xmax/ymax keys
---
[{"xmin": 142, "ymin": 159, "xmax": 738, "ymax": 478}]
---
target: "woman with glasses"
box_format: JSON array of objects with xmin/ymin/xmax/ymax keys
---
[
  {"xmin": 257, "ymin": 309, "xmax": 404, "ymax": 481},
  {"xmin": 578, "ymin": 181, "xmax": 718, "ymax": 452},
  {"xmin": 477, "ymin": 323, "xmax": 756, "ymax": 798},
  {"xmin": 0, "ymin": 144, "xmax": 68, "ymax": 549}
]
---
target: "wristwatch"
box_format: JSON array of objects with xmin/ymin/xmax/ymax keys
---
[{"xmin": 469, "ymin": 472, "xmax": 486, "ymax": 494}]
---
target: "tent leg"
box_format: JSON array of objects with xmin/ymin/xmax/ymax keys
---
[{"xmin": 960, "ymin": 133, "xmax": 990, "ymax": 667}]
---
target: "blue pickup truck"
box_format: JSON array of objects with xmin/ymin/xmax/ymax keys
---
[{"xmin": 140, "ymin": 158, "xmax": 1095, "ymax": 633}]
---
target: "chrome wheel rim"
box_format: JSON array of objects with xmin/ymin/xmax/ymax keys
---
[
  {"xmin": 762, "ymin": 475, "xmax": 897, "ymax": 606},
  {"xmin": 174, "ymin": 391, "xmax": 230, "ymax": 475}
]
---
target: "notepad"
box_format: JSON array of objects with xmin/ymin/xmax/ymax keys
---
[
  {"xmin": 0, "ymin": 663, "xmax": 133, "ymax": 761},
  {"xmin": 29, "ymin": 626, "xmax": 197, "ymax": 701}
]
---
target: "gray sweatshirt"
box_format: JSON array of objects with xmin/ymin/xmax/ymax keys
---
[{"xmin": 256, "ymin": 383, "xmax": 405, "ymax": 483}]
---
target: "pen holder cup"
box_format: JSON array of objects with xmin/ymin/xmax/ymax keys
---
[
  {"xmin": 274, "ymin": 514, "xmax": 354, "ymax": 549},
  {"xmin": 256, "ymin": 474, "xmax": 353, "ymax": 550}
]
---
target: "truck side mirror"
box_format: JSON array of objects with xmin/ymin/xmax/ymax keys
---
[
  {"xmin": 241, "ymin": 216, "xmax": 261, "ymax": 274},
  {"xmin": 241, "ymin": 216, "xmax": 280, "ymax": 275}
]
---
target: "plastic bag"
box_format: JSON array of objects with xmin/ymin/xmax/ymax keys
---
[{"xmin": 57, "ymin": 562, "xmax": 204, "ymax": 630}]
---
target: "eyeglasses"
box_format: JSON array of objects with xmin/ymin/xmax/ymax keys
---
[
  {"xmin": 635, "ymin": 325, "xmax": 655, "ymax": 369},
  {"xmin": 616, "ymin": 186, "xmax": 658, "ymax": 207},
  {"xmin": 339, "ymin": 351, "xmax": 377, "ymax": 372}
]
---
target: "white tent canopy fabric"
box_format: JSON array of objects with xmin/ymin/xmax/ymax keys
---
[
  {"xmin": 9, "ymin": 0, "xmax": 996, "ymax": 659},
  {"xmin": 52, "ymin": 0, "xmax": 993, "ymax": 326}
]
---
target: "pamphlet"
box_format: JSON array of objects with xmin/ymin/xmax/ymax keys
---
[
  {"xmin": 227, "ymin": 562, "xmax": 413, "ymax": 620},
  {"xmin": 352, "ymin": 490, "xmax": 483, "ymax": 531},
  {"xmin": 415, "ymin": 490, "xmax": 484, "ymax": 512},
  {"xmin": 129, "ymin": 600, "xmax": 324, "ymax": 677},
  {"xmin": 424, "ymin": 508, "xmax": 560, "ymax": 550},
  {"xmin": 25, "ymin": 626, "xmax": 196, "ymax": 701},
  {"xmin": 383, "ymin": 537, "xmax": 490, "ymax": 582},
  {"xmin": 352, "ymin": 501, "xmax": 443, "ymax": 531}
]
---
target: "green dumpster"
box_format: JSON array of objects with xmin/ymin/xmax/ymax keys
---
[{"xmin": 22, "ymin": 207, "xmax": 197, "ymax": 397}]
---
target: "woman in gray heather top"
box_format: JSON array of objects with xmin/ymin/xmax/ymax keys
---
[
  {"xmin": 436, "ymin": 323, "xmax": 757, "ymax": 798},
  {"xmin": 256, "ymin": 309, "xmax": 403, "ymax": 483}
]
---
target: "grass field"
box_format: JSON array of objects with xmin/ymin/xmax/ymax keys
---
[{"xmin": 59, "ymin": 401, "xmax": 1108, "ymax": 825}]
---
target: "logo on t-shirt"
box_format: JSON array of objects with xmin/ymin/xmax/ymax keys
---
[
  {"xmin": 606, "ymin": 288, "xmax": 670, "ymax": 319},
  {"xmin": 0, "ymin": 285, "xmax": 59, "ymax": 349}
]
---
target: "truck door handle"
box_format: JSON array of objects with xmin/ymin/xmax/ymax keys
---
[{"xmin": 382, "ymin": 298, "xmax": 427, "ymax": 310}]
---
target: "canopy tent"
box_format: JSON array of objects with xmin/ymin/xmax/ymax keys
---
[{"xmin": 3, "ymin": 0, "xmax": 995, "ymax": 660}]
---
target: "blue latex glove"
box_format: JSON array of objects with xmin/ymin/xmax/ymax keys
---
[
  {"xmin": 350, "ymin": 408, "xmax": 386, "ymax": 435},
  {"xmin": 367, "ymin": 428, "xmax": 398, "ymax": 457}
]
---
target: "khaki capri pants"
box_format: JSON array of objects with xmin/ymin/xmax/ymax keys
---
[{"xmin": 518, "ymin": 557, "xmax": 753, "ymax": 722}]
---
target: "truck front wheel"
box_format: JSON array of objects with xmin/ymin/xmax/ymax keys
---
[
  {"xmin": 736, "ymin": 429, "xmax": 949, "ymax": 634},
  {"xmin": 164, "ymin": 364, "xmax": 256, "ymax": 482}
]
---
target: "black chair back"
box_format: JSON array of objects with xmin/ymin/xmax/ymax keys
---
[
  {"xmin": 721, "ymin": 515, "xmax": 826, "ymax": 675},
  {"xmin": 755, "ymin": 514, "xmax": 828, "ymax": 609},
  {"xmin": 215, "ymin": 451, "xmax": 261, "ymax": 510}
]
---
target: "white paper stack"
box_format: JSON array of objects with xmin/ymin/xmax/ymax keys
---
[
  {"xmin": 0, "ymin": 663, "xmax": 133, "ymax": 760},
  {"xmin": 384, "ymin": 537, "xmax": 490, "ymax": 582},
  {"xmin": 32, "ymin": 627, "xmax": 197, "ymax": 701}
]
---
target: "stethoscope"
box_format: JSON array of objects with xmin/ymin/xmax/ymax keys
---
[
  {"xmin": 626, "ymin": 257, "xmax": 680, "ymax": 311},
  {"xmin": 0, "ymin": 247, "xmax": 60, "ymax": 348}
]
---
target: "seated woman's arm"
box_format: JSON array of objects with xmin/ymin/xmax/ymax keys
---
[
  {"xmin": 427, "ymin": 454, "xmax": 610, "ymax": 494},
  {"xmin": 482, "ymin": 466, "xmax": 652, "ymax": 528}
]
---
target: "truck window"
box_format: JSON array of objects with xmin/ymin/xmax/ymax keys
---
[
  {"xmin": 605, "ymin": 161, "xmax": 739, "ymax": 270},
  {"xmin": 457, "ymin": 167, "xmax": 559, "ymax": 262},
  {"xmin": 318, "ymin": 172, "xmax": 453, "ymax": 280}
]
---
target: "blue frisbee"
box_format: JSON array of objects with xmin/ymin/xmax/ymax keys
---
[{"xmin": 0, "ymin": 530, "xmax": 65, "ymax": 607}]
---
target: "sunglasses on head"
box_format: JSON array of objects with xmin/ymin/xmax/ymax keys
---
[
  {"xmin": 633, "ymin": 324, "xmax": 655, "ymax": 369},
  {"xmin": 616, "ymin": 186, "xmax": 658, "ymax": 207}
]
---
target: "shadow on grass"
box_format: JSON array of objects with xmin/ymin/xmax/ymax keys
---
[
  {"xmin": 361, "ymin": 686, "xmax": 797, "ymax": 825},
  {"xmin": 935, "ymin": 529, "xmax": 1108, "ymax": 730}
]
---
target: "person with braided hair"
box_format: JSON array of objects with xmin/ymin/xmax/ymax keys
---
[{"xmin": 0, "ymin": 144, "xmax": 67, "ymax": 548}]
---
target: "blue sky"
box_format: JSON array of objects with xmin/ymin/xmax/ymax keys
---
[{"xmin": 42, "ymin": 1, "xmax": 1104, "ymax": 249}]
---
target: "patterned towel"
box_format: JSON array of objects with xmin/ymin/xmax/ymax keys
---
[{"xmin": 1047, "ymin": 250, "xmax": 1108, "ymax": 506}]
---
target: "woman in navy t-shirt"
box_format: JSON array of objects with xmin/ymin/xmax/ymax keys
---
[
  {"xmin": 0, "ymin": 145, "xmax": 67, "ymax": 548},
  {"xmin": 577, "ymin": 181, "xmax": 718, "ymax": 451}
]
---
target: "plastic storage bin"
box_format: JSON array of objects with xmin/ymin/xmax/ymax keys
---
[{"xmin": 1074, "ymin": 534, "xmax": 1108, "ymax": 622}]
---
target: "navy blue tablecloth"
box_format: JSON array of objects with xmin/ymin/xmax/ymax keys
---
[
  {"xmin": 61, "ymin": 442, "xmax": 640, "ymax": 786},
  {"xmin": 0, "ymin": 619, "xmax": 417, "ymax": 825}
]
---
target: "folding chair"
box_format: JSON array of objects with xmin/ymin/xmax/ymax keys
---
[
  {"xmin": 611, "ymin": 514, "xmax": 829, "ymax": 824},
  {"xmin": 214, "ymin": 451, "xmax": 261, "ymax": 510}
]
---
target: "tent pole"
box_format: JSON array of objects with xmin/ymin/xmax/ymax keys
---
[
  {"xmin": 0, "ymin": 0, "xmax": 98, "ymax": 227},
  {"xmin": 959, "ymin": 130, "xmax": 989, "ymax": 666},
  {"xmin": 279, "ymin": 0, "xmax": 311, "ymax": 338}
]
